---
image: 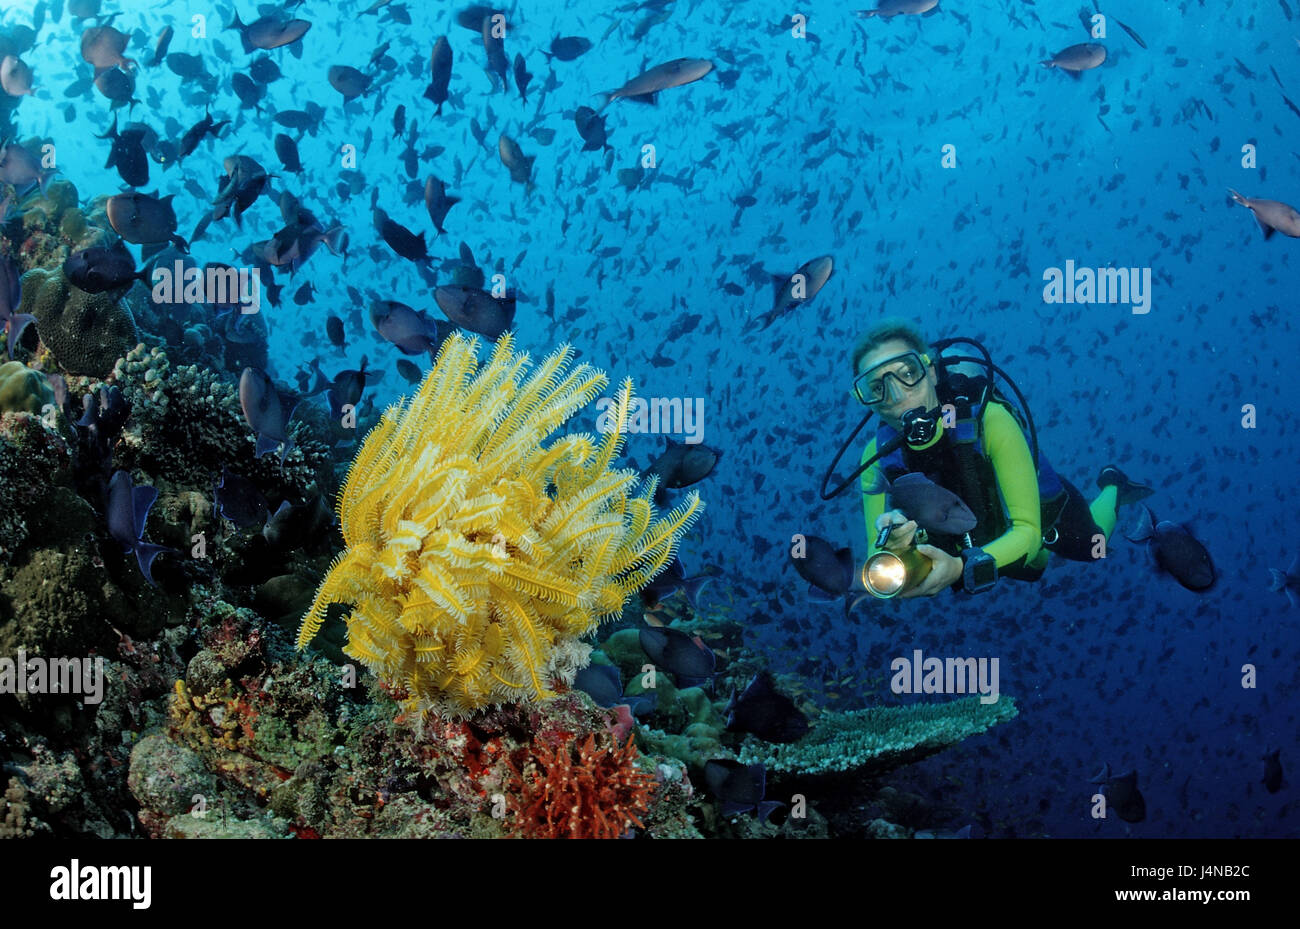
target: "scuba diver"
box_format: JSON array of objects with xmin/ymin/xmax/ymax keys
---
[{"xmin": 821, "ymin": 319, "xmax": 1153, "ymax": 598}]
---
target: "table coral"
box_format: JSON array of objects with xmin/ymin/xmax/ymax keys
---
[
  {"xmin": 738, "ymin": 696, "xmax": 1019, "ymax": 776},
  {"xmin": 297, "ymin": 332, "xmax": 704, "ymax": 719}
]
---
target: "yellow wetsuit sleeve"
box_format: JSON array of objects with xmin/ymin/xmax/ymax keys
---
[
  {"xmin": 861, "ymin": 436, "xmax": 887, "ymax": 554},
  {"xmin": 982, "ymin": 402, "xmax": 1042, "ymax": 568}
]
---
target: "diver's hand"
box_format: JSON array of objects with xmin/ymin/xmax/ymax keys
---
[
  {"xmin": 875, "ymin": 510, "xmax": 918, "ymax": 550},
  {"xmin": 899, "ymin": 545, "xmax": 963, "ymax": 598}
]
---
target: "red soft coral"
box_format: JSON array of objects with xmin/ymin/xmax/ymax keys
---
[{"xmin": 507, "ymin": 732, "xmax": 656, "ymax": 839}]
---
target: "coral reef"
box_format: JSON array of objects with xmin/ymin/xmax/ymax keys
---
[
  {"xmin": 0, "ymin": 410, "xmax": 71, "ymax": 560},
  {"xmin": 738, "ymin": 696, "xmax": 1019, "ymax": 777},
  {"xmin": 109, "ymin": 343, "xmax": 331, "ymax": 502},
  {"xmin": 0, "ymin": 361, "xmax": 54, "ymax": 414},
  {"xmin": 18, "ymin": 266, "xmax": 138, "ymax": 378},
  {"xmin": 297, "ymin": 332, "xmax": 703, "ymax": 719},
  {"xmin": 1, "ymin": 776, "xmax": 38, "ymax": 838},
  {"xmin": 505, "ymin": 731, "xmax": 657, "ymax": 838}
]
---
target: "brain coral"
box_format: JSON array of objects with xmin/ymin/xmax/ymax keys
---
[
  {"xmin": 0, "ymin": 361, "xmax": 54, "ymax": 414},
  {"xmin": 297, "ymin": 332, "xmax": 703, "ymax": 719},
  {"xmin": 18, "ymin": 266, "xmax": 138, "ymax": 377}
]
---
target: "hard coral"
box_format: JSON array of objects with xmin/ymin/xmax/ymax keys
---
[
  {"xmin": 738, "ymin": 696, "xmax": 1020, "ymax": 777},
  {"xmin": 0, "ymin": 360, "xmax": 54, "ymax": 413},
  {"xmin": 507, "ymin": 732, "xmax": 656, "ymax": 839},
  {"xmin": 18, "ymin": 266, "xmax": 138, "ymax": 377},
  {"xmin": 110, "ymin": 344, "xmax": 329, "ymax": 500},
  {"xmin": 297, "ymin": 332, "xmax": 703, "ymax": 719}
]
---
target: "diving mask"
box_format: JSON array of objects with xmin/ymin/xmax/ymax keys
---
[{"xmin": 853, "ymin": 352, "xmax": 930, "ymax": 407}]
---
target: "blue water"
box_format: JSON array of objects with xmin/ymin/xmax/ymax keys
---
[{"xmin": 12, "ymin": 0, "xmax": 1298, "ymax": 837}]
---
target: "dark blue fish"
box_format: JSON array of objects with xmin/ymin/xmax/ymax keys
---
[
  {"xmin": 239, "ymin": 367, "xmax": 298, "ymax": 462},
  {"xmin": 725, "ymin": 671, "xmax": 809, "ymax": 743},
  {"xmin": 573, "ymin": 663, "xmax": 656, "ymax": 716},
  {"xmin": 638, "ymin": 625, "xmax": 715, "ymax": 687},
  {"xmin": 644, "ymin": 438, "xmax": 721, "ymax": 507},
  {"xmin": 640, "ymin": 557, "xmax": 714, "ymax": 609},
  {"xmin": 1268, "ymin": 555, "xmax": 1300, "ymax": 608},
  {"xmin": 370, "ymin": 299, "xmax": 455, "ymax": 357},
  {"xmin": 790, "ymin": 534, "xmax": 853, "ymax": 597},
  {"xmin": 1124, "ymin": 505, "xmax": 1215, "ymax": 592},
  {"xmin": 307, "ymin": 356, "xmax": 370, "ymax": 420},
  {"xmin": 263, "ymin": 496, "xmax": 332, "ymax": 550},
  {"xmin": 1091, "ymin": 763, "xmax": 1146, "ymax": 823},
  {"xmin": 703, "ymin": 759, "xmax": 782, "ymax": 820},
  {"xmin": 77, "ymin": 385, "xmax": 129, "ymax": 467},
  {"xmin": 107, "ymin": 470, "xmax": 172, "ymax": 587},
  {"xmin": 864, "ymin": 470, "xmax": 978, "ymax": 535},
  {"xmin": 214, "ymin": 467, "xmax": 269, "ymax": 529},
  {"xmin": 0, "ymin": 255, "xmax": 34, "ymax": 358},
  {"xmin": 1262, "ymin": 749, "xmax": 1284, "ymax": 794}
]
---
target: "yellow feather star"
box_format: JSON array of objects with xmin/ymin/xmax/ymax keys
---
[{"xmin": 297, "ymin": 332, "xmax": 703, "ymax": 719}]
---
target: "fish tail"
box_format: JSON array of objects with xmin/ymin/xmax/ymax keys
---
[
  {"xmin": 1227, "ymin": 188, "xmax": 1248, "ymax": 207},
  {"xmin": 1039, "ymin": 59, "xmax": 1055, "ymax": 69},
  {"xmin": 680, "ymin": 575, "xmax": 714, "ymax": 611},
  {"xmin": 595, "ymin": 91, "xmax": 615, "ymax": 111},
  {"xmin": 1269, "ymin": 568, "xmax": 1287, "ymax": 592}
]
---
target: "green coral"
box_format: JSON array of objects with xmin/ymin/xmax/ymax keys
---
[
  {"xmin": 0, "ymin": 361, "xmax": 54, "ymax": 414},
  {"xmin": 19, "ymin": 266, "xmax": 138, "ymax": 377},
  {"xmin": 738, "ymin": 696, "xmax": 1019, "ymax": 776}
]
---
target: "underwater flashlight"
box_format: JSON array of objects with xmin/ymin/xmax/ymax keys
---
[{"xmin": 864, "ymin": 523, "xmax": 933, "ymax": 599}]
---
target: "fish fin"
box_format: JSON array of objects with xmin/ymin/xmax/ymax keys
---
[
  {"xmin": 131, "ymin": 483, "xmax": 159, "ymax": 538},
  {"xmin": 806, "ymin": 583, "xmax": 838, "ymax": 603},
  {"xmin": 1288, "ymin": 555, "xmax": 1300, "ymax": 576},
  {"xmin": 1288, "ymin": 588, "xmax": 1299, "ymax": 610},
  {"xmin": 847, "ymin": 592, "xmax": 875, "ymax": 615},
  {"xmin": 1122, "ymin": 504, "xmax": 1154, "ymax": 543},
  {"xmin": 1067, "ymin": 69, "xmax": 1082, "ymax": 81},
  {"xmin": 254, "ymin": 433, "xmax": 283, "ymax": 458},
  {"xmin": 1258, "ymin": 217, "xmax": 1276, "ymax": 239},
  {"xmin": 679, "ymin": 574, "xmax": 714, "ymax": 611},
  {"xmin": 134, "ymin": 542, "xmax": 172, "ymax": 587},
  {"xmin": 5, "ymin": 313, "xmax": 36, "ymax": 358}
]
